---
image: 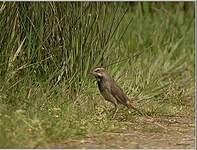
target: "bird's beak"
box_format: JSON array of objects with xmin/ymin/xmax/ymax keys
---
[{"xmin": 90, "ymin": 70, "xmax": 98, "ymax": 77}]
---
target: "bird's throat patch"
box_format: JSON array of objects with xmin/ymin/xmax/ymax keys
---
[{"xmin": 96, "ymin": 77, "xmax": 101, "ymax": 82}]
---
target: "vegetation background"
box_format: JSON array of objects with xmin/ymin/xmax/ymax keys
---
[{"xmin": 0, "ymin": 1, "xmax": 195, "ymax": 148}]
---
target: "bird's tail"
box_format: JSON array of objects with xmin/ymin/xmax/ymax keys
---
[
  {"xmin": 126, "ymin": 101, "xmax": 146, "ymax": 116},
  {"xmin": 126, "ymin": 101, "xmax": 167, "ymax": 129}
]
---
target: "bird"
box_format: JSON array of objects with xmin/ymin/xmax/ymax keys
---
[
  {"xmin": 90, "ymin": 67, "xmax": 168, "ymax": 129},
  {"xmin": 90, "ymin": 67, "xmax": 143, "ymax": 117}
]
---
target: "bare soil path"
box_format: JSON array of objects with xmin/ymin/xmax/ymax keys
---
[{"xmin": 46, "ymin": 115, "xmax": 195, "ymax": 149}]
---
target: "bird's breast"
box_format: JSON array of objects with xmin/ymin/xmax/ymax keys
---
[
  {"xmin": 97, "ymin": 80, "xmax": 104, "ymax": 92},
  {"xmin": 97, "ymin": 79, "xmax": 109, "ymax": 92},
  {"xmin": 97, "ymin": 80, "xmax": 115, "ymax": 102}
]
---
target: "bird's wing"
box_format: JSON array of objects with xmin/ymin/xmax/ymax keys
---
[
  {"xmin": 100, "ymin": 88, "xmax": 117, "ymax": 104},
  {"xmin": 110, "ymin": 81, "xmax": 130, "ymax": 106}
]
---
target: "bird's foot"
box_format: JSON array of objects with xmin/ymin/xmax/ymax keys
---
[{"xmin": 112, "ymin": 108, "xmax": 118, "ymax": 119}]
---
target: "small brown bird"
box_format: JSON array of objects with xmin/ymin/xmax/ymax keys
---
[
  {"xmin": 90, "ymin": 67, "xmax": 167, "ymax": 129},
  {"xmin": 90, "ymin": 67, "xmax": 142, "ymax": 117}
]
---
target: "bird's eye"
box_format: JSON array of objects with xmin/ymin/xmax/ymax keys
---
[{"xmin": 95, "ymin": 70, "xmax": 99, "ymax": 72}]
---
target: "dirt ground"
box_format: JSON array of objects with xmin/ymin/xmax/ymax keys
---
[{"xmin": 46, "ymin": 115, "xmax": 195, "ymax": 149}]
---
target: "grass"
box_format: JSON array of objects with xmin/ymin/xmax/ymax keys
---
[{"xmin": 0, "ymin": 2, "xmax": 195, "ymax": 148}]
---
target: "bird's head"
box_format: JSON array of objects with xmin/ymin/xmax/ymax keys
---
[{"xmin": 90, "ymin": 67, "xmax": 108, "ymax": 79}]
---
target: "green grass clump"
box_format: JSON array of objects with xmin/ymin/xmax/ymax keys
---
[{"xmin": 0, "ymin": 2, "xmax": 195, "ymax": 148}]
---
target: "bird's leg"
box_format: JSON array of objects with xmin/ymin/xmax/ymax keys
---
[
  {"xmin": 100, "ymin": 105, "xmax": 108, "ymax": 115},
  {"xmin": 101, "ymin": 103, "xmax": 114, "ymax": 115},
  {"xmin": 112, "ymin": 104, "xmax": 118, "ymax": 119},
  {"xmin": 108, "ymin": 107, "xmax": 115, "ymax": 112}
]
